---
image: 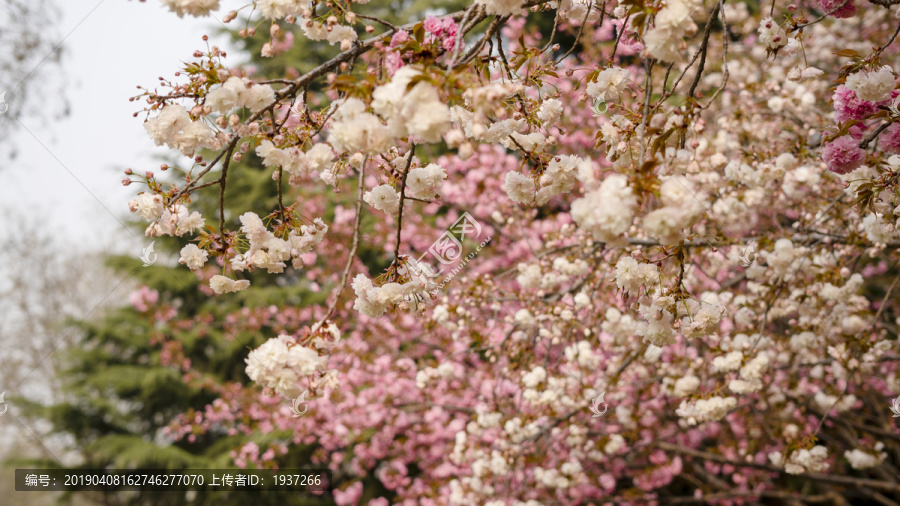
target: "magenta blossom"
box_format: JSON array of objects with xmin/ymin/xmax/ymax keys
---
[
  {"xmin": 879, "ymin": 123, "xmax": 900, "ymax": 154},
  {"xmin": 833, "ymin": 85, "xmax": 880, "ymax": 122},
  {"xmin": 423, "ymin": 16, "xmax": 443, "ymax": 36},
  {"xmin": 389, "ymin": 30, "xmax": 409, "ymax": 48},
  {"xmin": 129, "ymin": 286, "xmax": 159, "ymax": 312},
  {"xmin": 817, "ymin": 0, "xmax": 856, "ymax": 18},
  {"xmin": 822, "ymin": 135, "xmax": 865, "ymax": 174},
  {"xmin": 442, "ymin": 17, "xmax": 459, "ymax": 38}
]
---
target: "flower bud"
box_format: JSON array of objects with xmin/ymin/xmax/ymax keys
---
[
  {"xmin": 444, "ymin": 129, "xmax": 465, "ymax": 147},
  {"xmin": 122, "ymin": 179, "xmax": 132, "ymax": 186},
  {"xmin": 145, "ymin": 171, "xmax": 154, "ymax": 179},
  {"xmin": 458, "ymin": 142, "xmax": 474, "ymax": 160}
]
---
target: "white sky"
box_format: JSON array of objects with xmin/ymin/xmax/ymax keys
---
[
  {"xmin": 0, "ymin": 0, "xmax": 246, "ymax": 466},
  {"xmin": 0, "ymin": 0, "xmax": 241, "ymax": 255}
]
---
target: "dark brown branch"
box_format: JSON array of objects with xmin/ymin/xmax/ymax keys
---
[
  {"xmin": 876, "ymin": 20, "xmax": 900, "ymax": 57},
  {"xmin": 650, "ymin": 3, "xmax": 722, "ymax": 117},
  {"xmin": 860, "ymin": 121, "xmax": 892, "ymax": 149},
  {"xmin": 555, "ymin": 1, "xmax": 594, "ymax": 63},
  {"xmin": 276, "ymin": 167, "xmax": 285, "ymax": 219},
  {"xmin": 656, "ymin": 442, "xmax": 900, "ymax": 492},
  {"xmin": 393, "ymin": 145, "xmax": 416, "ymax": 263},
  {"xmin": 791, "ymin": 0, "xmax": 851, "ymax": 31},
  {"xmin": 703, "ymin": 0, "xmax": 730, "ymax": 108},
  {"xmin": 317, "ymin": 156, "xmax": 367, "ymax": 325},
  {"xmin": 609, "ymin": 14, "xmax": 630, "ymax": 62},
  {"xmin": 459, "ymin": 15, "xmax": 506, "ymax": 66},
  {"xmin": 218, "ymin": 143, "xmax": 237, "ymax": 234},
  {"xmin": 686, "ymin": 1, "xmax": 721, "ymax": 100}
]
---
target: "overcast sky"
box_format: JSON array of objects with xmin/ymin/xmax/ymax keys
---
[{"xmin": 0, "ymin": 0, "xmax": 241, "ymax": 255}]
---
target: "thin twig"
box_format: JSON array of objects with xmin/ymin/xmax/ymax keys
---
[
  {"xmin": 686, "ymin": 1, "xmax": 721, "ymax": 100},
  {"xmin": 860, "ymin": 122, "xmax": 892, "ymax": 149},
  {"xmin": 555, "ymin": 2, "xmax": 594, "ymax": 64},
  {"xmin": 876, "ymin": 20, "xmax": 900, "ymax": 57},
  {"xmin": 874, "ymin": 265, "xmax": 900, "ymax": 324},
  {"xmin": 317, "ymin": 156, "xmax": 368, "ymax": 325},
  {"xmin": 703, "ymin": 0, "xmax": 730, "ymax": 108},
  {"xmin": 218, "ymin": 143, "xmax": 237, "ymax": 234},
  {"xmin": 657, "ymin": 442, "xmax": 900, "ymax": 491},
  {"xmin": 393, "ymin": 145, "xmax": 416, "ymax": 263},
  {"xmin": 791, "ymin": 0, "xmax": 851, "ymax": 31},
  {"xmin": 639, "ymin": 58, "xmax": 654, "ymax": 167}
]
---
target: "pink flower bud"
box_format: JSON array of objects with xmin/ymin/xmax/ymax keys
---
[
  {"xmin": 122, "ymin": 179, "xmax": 132, "ymax": 186},
  {"xmin": 145, "ymin": 171, "xmax": 154, "ymax": 179}
]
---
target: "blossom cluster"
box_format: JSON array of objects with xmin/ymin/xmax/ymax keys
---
[{"xmin": 124, "ymin": 0, "xmax": 900, "ymax": 503}]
